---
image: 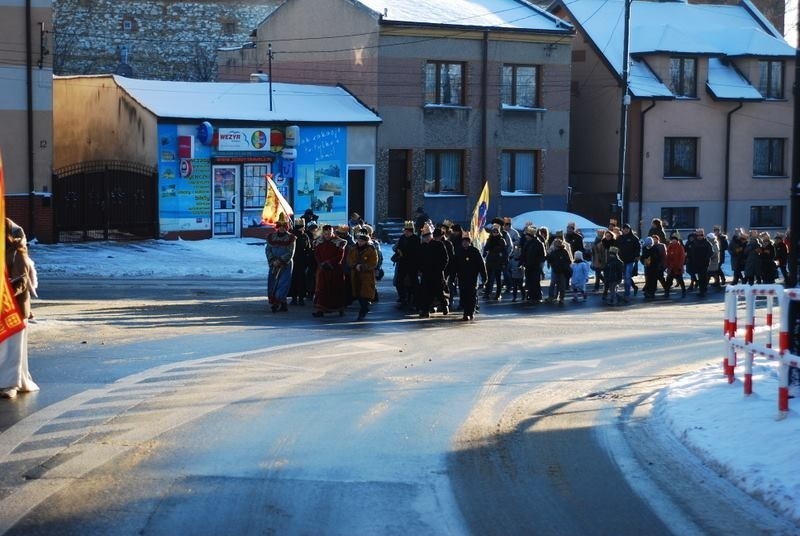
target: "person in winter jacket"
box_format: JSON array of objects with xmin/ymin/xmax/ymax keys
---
[
  {"xmin": 522, "ymin": 226, "xmax": 546, "ymax": 303},
  {"xmin": 617, "ymin": 223, "xmax": 641, "ymax": 298},
  {"xmin": 743, "ymin": 233, "xmax": 762, "ymax": 285},
  {"xmin": 570, "ymin": 250, "xmax": 592, "ymax": 301},
  {"xmin": 508, "ymin": 244, "xmax": 525, "ymax": 301},
  {"xmin": 689, "ymin": 228, "xmax": 712, "ymax": 296},
  {"xmin": 483, "ymin": 224, "xmax": 508, "ymax": 300},
  {"xmin": 547, "ymin": 238, "xmax": 573, "ymax": 304},
  {"xmin": 706, "ymin": 232, "xmax": 721, "ymax": 288},
  {"xmin": 665, "ymin": 234, "xmax": 687, "ymax": 297},
  {"xmin": 591, "ymin": 230, "xmax": 610, "ymax": 292},
  {"xmin": 417, "ymin": 223, "xmax": 450, "ymax": 317},
  {"xmin": 775, "ymin": 233, "xmax": 789, "ymax": 284},
  {"xmin": 641, "ymin": 236, "xmax": 665, "ymax": 300},
  {"xmin": 713, "ymin": 226, "xmax": 728, "ymax": 285},
  {"xmin": 347, "ymin": 231, "xmax": 378, "ymax": 321},
  {"xmin": 759, "ymin": 232, "xmax": 777, "ymax": 284},
  {"xmin": 603, "ymin": 247, "xmax": 625, "ymax": 305},
  {"xmin": 729, "ymin": 229, "xmax": 747, "ymax": 285},
  {"xmin": 456, "ymin": 232, "xmax": 488, "ymax": 321}
]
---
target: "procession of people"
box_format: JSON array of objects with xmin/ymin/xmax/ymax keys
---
[{"xmin": 267, "ymin": 209, "xmax": 790, "ymax": 322}]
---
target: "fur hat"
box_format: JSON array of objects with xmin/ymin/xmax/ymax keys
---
[
  {"xmin": 525, "ymin": 225, "xmax": 537, "ymax": 237},
  {"xmin": 307, "ymin": 220, "xmax": 319, "ymax": 229},
  {"xmin": 336, "ymin": 224, "xmax": 350, "ymax": 235},
  {"xmin": 362, "ymin": 224, "xmax": 374, "ymax": 236},
  {"xmin": 355, "ymin": 232, "xmax": 369, "ymax": 241}
]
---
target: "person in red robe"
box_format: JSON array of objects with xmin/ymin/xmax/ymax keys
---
[{"xmin": 312, "ymin": 225, "xmax": 347, "ymax": 317}]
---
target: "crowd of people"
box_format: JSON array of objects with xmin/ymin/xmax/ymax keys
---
[{"xmin": 269, "ymin": 208, "xmax": 792, "ymax": 322}]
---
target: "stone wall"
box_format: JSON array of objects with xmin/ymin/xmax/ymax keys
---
[{"xmin": 54, "ymin": 0, "xmax": 283, "ymax": 81}]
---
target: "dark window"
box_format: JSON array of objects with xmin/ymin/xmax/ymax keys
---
[
  {"xmin": 501, "ymin": 151, "xmax": 537, "ymax": 192},
  {"xmin": 750, "ymin": 205, "xmax": 784, "ymax": 228},
  {"xmin": 664, "ymin": 137, "xmax": 698, "ymax": 177},
  {"xmin": 501, "ymin": 64, "xmax": 538, "ymax": 107},
  {"xmin": 425, "ymin": 61, "xmax": 464, "ymax": 105},
  {"xmin": 222, "ymin": 21, "xmax": 237, "ymax": 35},
  {"xmin": 669, "ymin": 57, "xmax": 696, "ymax": 98},
  {"xmin": 753, "ymin": 138, "xmax": 785, "ymax": 176},
  {"xmin": 661, "ymin": 207, "xmax": 698, "ymax": 230},
  {"xmin": 758, "ymin": 60, "xmax": 784, "ymax": 99},
  {"xmin": 425, "ymin": 150, "xmax": 463, "ymax": 193}
]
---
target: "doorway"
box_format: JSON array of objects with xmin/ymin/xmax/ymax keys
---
[
  {"xmin": 348, "ymin": 168, "xmax": 365, "ymax": 223},
  {"xmin": 388, "ymin": 149, "xmax": 410, "ymax": 219}
]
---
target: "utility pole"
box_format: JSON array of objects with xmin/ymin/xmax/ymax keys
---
[
  {"xmin": 788, "ymin": 4, "xmax": 800, "ymax": 355},
  {"xmin": 616, "ymin": 0, "xmax": 632, "ymax": 227},
  {"xmin": 268, "ymin": 43, "xmax": 273, "ymax": 112}
]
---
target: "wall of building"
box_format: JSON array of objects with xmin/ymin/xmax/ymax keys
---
[
  {"xmin": 1, "ymin": 0, "xmax": 54, "ymax": 241},
  {"xmin": 54, "ymin": 0, "xmax": 283, "ymax": 81},
  {"xmin": 54, "ymin": 76, "xmax": 158, "ymax": 168}
]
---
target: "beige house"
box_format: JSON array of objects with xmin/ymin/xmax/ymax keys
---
[
  {"xmin": 552, "ymin": 0, "xmax": 795, "ymax": 235},
  {"xmin": 219, "ymin": 0, "xmax": 575, "ymax": 228},
  {"xmin": 1, "ymin": 0, "xmax": 53, "ymax": 242}
]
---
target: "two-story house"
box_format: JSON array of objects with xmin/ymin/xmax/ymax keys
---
[
  {"xmin": 552, "ymin": 0, "xmax": 796, "ymax": 235},
  {"xmin": 219, "ymin": 0, "xmax": 575, "ymax": 228}
]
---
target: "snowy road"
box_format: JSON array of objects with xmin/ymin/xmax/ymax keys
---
[{"xmin": 0, "ymin": 277, "xmax": 796, "ymax": 534}]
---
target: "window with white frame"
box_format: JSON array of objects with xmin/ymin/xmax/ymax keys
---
[
  {"xmin": 425, "ymin": 61, "xmax": 464, "ymax": 105},
  {"xmin": 669, "ymin": 57, "xmax": 697, "ymax": 98},
  {"xmin": 753, "ymin": 138, "xmax": 785, "ymax": 176},
  {"xmin": 425, "ymin": 150, "xmax": 463, "ymax": 194},
  {"xmin": 501, "ymin": 64, "xmax": 538, "ymax": 107},
  {"xmin": 501, "ymin": 151, "xmax": 537, "ymax": 193},
  {"xmin": 664, "ymin": 137, "xmax": 698, "ymax": 178},
  {"xmin": 758, "ymin": 60, "xmax": 784, "ymax": 99},
  {"xmin": 750, "ymin": 205, "xmax": 784, "ymax": 228}
]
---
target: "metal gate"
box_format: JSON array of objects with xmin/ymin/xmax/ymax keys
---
[{"xmin": 53, "ymin": 160, "xmax": 158, "ymax": 242}]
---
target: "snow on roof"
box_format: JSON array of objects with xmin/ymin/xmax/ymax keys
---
[
  {"xmin": 357, "ymin": 0, "xmax": 572, "ymax": 32},
  {"xmin": 706, "ymin": 57, "xmax": 763, "ymax": 101},
  {"xmin": 628, "ymin": 59, "xmax": 672, "ymax": 99},
  {"xmin": 566, "ymin": 0, "xmax": 795, "ymax": 76},
  {"xmin": 111, "ymin": 75, "xmax": 381, "ymax": 124}
]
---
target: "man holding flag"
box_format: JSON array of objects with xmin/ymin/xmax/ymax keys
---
[
  {"xmin": 470, "ymin": 181, "xmax": 489, "ymax": 252},
  {"xmin": 262, "ymin": 174, "xmax": 296, "ymax": 313}
]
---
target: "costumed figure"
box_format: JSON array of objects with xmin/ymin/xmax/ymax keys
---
[
  {"xmin": 312, "ymin": 225, "xmax": 347, "ymax": 317},
  {"xmin": 265, "ymin": 215, "xmax": 296, "ymax": 312},
  {"xmin": 347, "ymin": 231, "xmax": 378, "ymax": 321},
  {"xmin": 0, "ymin": 221, "xmax": 38, "ymax": 398},
  {"xmin": 289, "ymin": 218, "xmax": 312, "ymax": 305},
  {"xmin": 417, "ymin": 223, "xmax": 450, "ymax": 317},
  {"xmin": 392, "ymin": 220, "xmax": 420, "ymax": 310}
]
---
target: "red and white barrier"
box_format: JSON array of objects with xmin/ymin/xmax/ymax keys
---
[{"xmin": 723, "ymin": 284, "xmax": 800, "ymax": 417}]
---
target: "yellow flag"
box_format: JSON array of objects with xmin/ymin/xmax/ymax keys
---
[
  {"xmin": 261, "ymin": 174, "xmax": 294, "ymax": 226},
  {"xmin": 0, "ymin": 152, "xmax": 25, "ymax": 343},
  {"xmin": 470, "ymin": 180, "xmax": 489, "ymax": 251}
]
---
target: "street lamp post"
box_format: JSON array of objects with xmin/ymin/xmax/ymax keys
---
[{"xmin": 616, "ymin": 0, "xmax": 632, "ymax": 228}]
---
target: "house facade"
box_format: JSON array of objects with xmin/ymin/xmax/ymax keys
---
[
  {"xmin": 552, "ymin": 0, "xmax": 796, "ymax": 235},
  {"xmin": 54, "ymin": 75, "xmax": 380, "ymax": 239},
  {"xmin": 1, "ymin": 0, "xmax": 53, "ymax": 242},
  {"xmin": 219, "ymin": 0, "xmax": 575, "ymax": 228}
]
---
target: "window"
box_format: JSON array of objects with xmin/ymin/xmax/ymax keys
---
[
  {"xmin": 660, "ymin": 207, "xmax": 698, "ymax": 230},
  {"xmin": 122, "ymin": 19, "xmax": 133, "ymax": 31},
  {"xmin": 502, "ymin": 64, "xmax": 538, "ymax": 107},
  {"xmin": 242, "ymin": 164, "xmax": 269, "ymax": 228},
  {"xmin": 750, "ymin": 205, "xmax": 784, "ymax": 228},
  {"xmin": 664, "ymin": 137, "xmax": 698, "ymax": 177},
  {"xmin": 758, "ymin": 60, "xmax": 783, "ymax": 99},
  {"xmin": 425, "ymin": 150, "xmax": 463, "ymax": 193},
  {"xmin": 501, "ymin": 151, "xmax": 537, "ymax": 192},
  {"xmin": 753, "ymin": 138, "xmax": 785, "ymax": 176},
  {"xmin": 222, "ymin": 21, "xmax": 237, "ymax": 35},
  {"xmin": 669, "ymin": 57, "xmax": 696, "ymax": 98},
  {"xmin": 425, "ymin": 61, "xmax": 464, "ymax": 105}
]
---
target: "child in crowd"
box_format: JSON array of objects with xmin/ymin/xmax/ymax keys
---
[{"xmin": 570, "ymin": 250, "xmax": 592, "ymax": 301}]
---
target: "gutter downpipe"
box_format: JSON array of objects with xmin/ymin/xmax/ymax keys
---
[
  {"xmin": 26, "ymin": 0, "xmax": 35, "ymax": 236},
  {"xmin": 481, "ymin": 31, "xmax": 488, "ymax": 201},
  {"xmin": 724, "ymin": 102, "xmax": 743, "ymax": 233},
  {"xmin": 637, "ymin": 100, "xmax": 656, "ymax": 231}
]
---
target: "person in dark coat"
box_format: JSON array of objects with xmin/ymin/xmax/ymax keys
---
[
  {"xmin": 417, "ymin": 223, "xmax": 449, "ymax": 318},
  {"xmin": 435, "ymin": 226, "xmax": 455, "ymax": 309},
  {"xmin": 289, "ymin": 218, "xmax": 312, "ymax": 306},
  {"xmin": 604, "ymin": 246, "xmax": 625, "ymax": 305},
  {"xmin": 689, "ymin": 228, "xmax": 712, "ymax": 296},
  {"xmin": 547, "ymin": 238, "xmax": 573, "ymax": 304},
  {"xmin": 522, "ymin": 225, "xmax": 547, "ymax": 303},
  {"xmin": 729, "ymin": 229, "xmax": 747, "ymax": 285},
  {"xmin": 617, "ymin": 223, "xmax": 641, "ymax": 298},
  {"xmin": 482, "ymin": 224, "xmax": 507, "ymax": 300},
  {"xmin": 455, "ymin": 232, "xmax": 487, "ymax": 321},
  {"xmin": 641, "ymin": 236, "xmax": 664, "ymax": 300},
  {"xmin": 392, "ymin": 220, "xmax": 421, "ymax": 310}
]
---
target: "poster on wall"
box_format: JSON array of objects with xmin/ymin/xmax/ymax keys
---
[
  {"xmin": 294, "ymin": 126, "xmax": 347, "ymax": 226},
  {"xmin": 158, "ymin": 124, "xmax": 211, "ymax": 232}
]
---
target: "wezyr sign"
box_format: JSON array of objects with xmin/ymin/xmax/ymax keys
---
[{"xmin": 218, "ymin": 128, "xmax": 271, "ymax": 151}]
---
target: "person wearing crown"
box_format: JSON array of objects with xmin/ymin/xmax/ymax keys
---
[
  {"xmin": 265, "ymin": 213, "xmax": 296, "ymax": 312},
  {"xmin": 392, "ymin": 219, "xmax": 420, "ymax": 311}
]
